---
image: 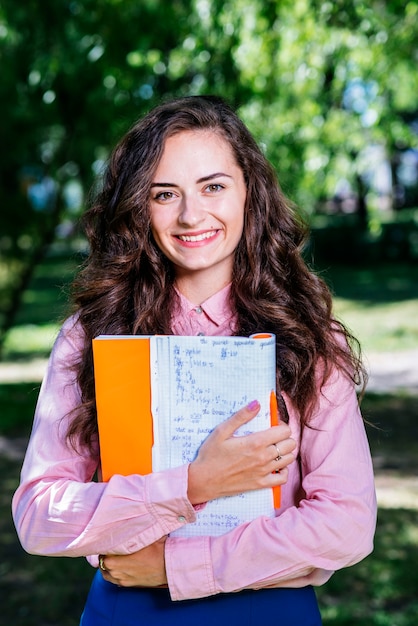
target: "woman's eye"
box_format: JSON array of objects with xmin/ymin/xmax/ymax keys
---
[
  {"xmin": 205, "ymin": 183, "xmax": 224, "ymax": 193},
  {"xmin": 154, "ymin": 191, "xmax": 175, "ymax": 201}
]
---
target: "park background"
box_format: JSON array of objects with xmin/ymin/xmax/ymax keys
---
[{"xmin": 0, "ymin": 1, "xmax": 417, "ymax": 623}]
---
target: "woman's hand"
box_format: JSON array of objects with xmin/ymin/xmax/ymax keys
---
[
  {"xmin": 99, "ymin": 538, "xmax": 168, "ymax": 587},
  {"xmin": 188, "ymin": 400, "xmax": 296, "ymax": 505}
]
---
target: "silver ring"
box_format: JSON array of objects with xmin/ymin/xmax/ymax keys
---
[
  {"xmin": 274, "ymin": 443, "xmax": 282, "ymax": 462},
  {"xmin": 99, "ymin": 555, "xmax": 107, "ymax": 572}
]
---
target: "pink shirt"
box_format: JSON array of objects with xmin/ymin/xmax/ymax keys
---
[{"xmin": 12, "ymin": 285, "xmax": 377, "ymax": 601}]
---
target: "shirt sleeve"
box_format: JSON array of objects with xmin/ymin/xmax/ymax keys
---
[
  {"xmin": 165, "ymin": 367, "xmax": 377, "ymax": 601},
  {"xmin": 12, "ymin": 318, "xmax": 197, "ymax": 559}
]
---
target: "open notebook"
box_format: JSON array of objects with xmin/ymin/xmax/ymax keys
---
[{"xmin": 93, "ymin": 334, "xmax": 277, "ymax": 537}]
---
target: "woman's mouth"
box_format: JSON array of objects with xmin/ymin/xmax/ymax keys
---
[{"xmin": 176, "ymin": 230, "xmax": 219, "ymax": 243}]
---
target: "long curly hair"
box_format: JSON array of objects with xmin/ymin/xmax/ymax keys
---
[{"xmin": 67, "ymin": 95, "xmax": 366, "ymax": 450}]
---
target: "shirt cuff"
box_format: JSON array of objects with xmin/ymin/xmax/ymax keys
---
[
  {"xmin": 165, "ymin": 535, "xmax": 216, "ymax": 601},
  {"xmin": 145, "ymin": 464, "xmax": 197, "ymax": 535}
]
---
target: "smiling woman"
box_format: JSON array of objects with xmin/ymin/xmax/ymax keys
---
[
  {"xmin": 149, "ymin": 131, "xmax": 246, "ymax": 303},
  {"xmin": 12, "ymin": 96, "xmax": 376, "ymax": 626}
]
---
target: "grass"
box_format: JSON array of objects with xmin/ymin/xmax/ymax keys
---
[
  {"xmin": 318, "ymin": 262, "xmax": 418, "ymax": 354},
  {"xmin": 0, "ymin": 382, "xmax": 41, "ymax": 435},
  {"xmin": 334, "ymin": 299, "xmax": 418, "ymax": 353},
  {"xmin": 1, "ymin": 249, "xmax": 418, "ymax": 624},
  {"xmin": 317, "ymin": 508, "xmax": 418, "ymax": 626},
  {"xmin": 2, "ymin": 246, "xmax": 80, "ymax": 360},
  {"xmin": 2, "ymin": 251, "xmax": 418, "ymax": 359},
  {"xmin": 0, "ymin": 453, "xmax": 93, "ymax": 624},
  {"xmin": 3, "ymin": 259, "xmax": 418, "ymax": 360}
]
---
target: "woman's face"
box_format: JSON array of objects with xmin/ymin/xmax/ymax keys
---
[{"xmin": 149, "ymin": 130, "xmax": 246, "ymax": 293}]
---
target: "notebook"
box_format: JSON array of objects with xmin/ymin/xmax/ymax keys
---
[{"xmin": 93, "ymin": 333, "xmax": 277, "ymax": 536}]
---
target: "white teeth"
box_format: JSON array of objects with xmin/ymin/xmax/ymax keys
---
[{"xmin": 178, "ymin": 231, "xmax": 217, "ymax": 242}]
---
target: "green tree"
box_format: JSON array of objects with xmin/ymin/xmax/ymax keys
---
[
  {"xmin": 0, "ymin": 0, "xmax": 417, "ymax": 352},
  {"xmin": 0, "ymin": 0, "xmax": 196, "ymax": 351},
  {"xmin": 231, "ymin": 0, "xmax": 418, "ymax": 215}
]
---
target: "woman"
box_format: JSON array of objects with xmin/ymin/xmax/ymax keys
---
[{"xmin": 13, "ymin": 96, "xmax": 376, "ymax": 625}]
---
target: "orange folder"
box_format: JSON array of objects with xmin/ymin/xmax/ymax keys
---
[{"xmin": 92, "ymin": 337, "xmax": 153, "ymax": 482}]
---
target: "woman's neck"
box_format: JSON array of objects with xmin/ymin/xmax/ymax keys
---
[{"xmin": 174, "ymin": 274, "xmax": 232, "ymax": 306}]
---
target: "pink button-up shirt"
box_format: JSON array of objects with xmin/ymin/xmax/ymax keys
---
[{"xmin": 12, "ymin": 285, "xmax": 377, "ymax": 601}]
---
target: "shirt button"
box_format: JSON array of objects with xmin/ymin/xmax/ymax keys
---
[
  {"xmin": 195, "ymin": 306, "xmax": 203, "ymax": 314},
  {"xmin": 177, "ymin": 515, "xmax": 186, "ymax": 523}
]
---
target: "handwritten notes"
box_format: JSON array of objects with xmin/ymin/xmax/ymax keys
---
[{"xmin": 150, "ymin": 335, "xmax": 276, "ymax": 537}]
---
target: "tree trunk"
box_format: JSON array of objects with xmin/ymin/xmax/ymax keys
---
[
  {"xmin": 0, "ymin": 198, "xmax": 63, "ymax": 358},
  {"xmin": 354, "ymin": 172, "xmax": 368, "ymax": 230}
]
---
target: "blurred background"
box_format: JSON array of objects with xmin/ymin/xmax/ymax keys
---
[{"xmin": 0, "ymin": 0, "xmax": 417, "ymax": 623}]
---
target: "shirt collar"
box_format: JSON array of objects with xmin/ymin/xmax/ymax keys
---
[{"xmin": 175, "ymin": 283, "xmax": 234, "ymax": 327}]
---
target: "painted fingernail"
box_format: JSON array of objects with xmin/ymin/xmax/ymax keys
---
[{"xmin": 247, "ymin": 400, "xmax": 259, "ymax": 410}]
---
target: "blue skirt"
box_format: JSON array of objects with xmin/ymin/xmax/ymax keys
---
[{"xmin": 80, "ymin": 570, "xmax": 322, "ymax": 626}]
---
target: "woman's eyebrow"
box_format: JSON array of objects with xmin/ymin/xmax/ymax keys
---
[
  {"xmin": 150, "ymin": 172, "xmax": 233, "ymax": 188},
  {"xmin": 150, "ymin": 182, "xmax": 178, "ymax": 188},
  {"xmin": 197, "ymin": 172, "xmax": 233, "ymax": 183}
]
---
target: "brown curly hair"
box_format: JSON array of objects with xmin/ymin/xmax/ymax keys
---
[{"xmin": 67, "ymin": 95, "xmax": 366, "ymax": 451}]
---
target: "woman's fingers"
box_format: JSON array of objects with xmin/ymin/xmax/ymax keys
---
[
  {"xmin": 212, "ymin": 399, "xmax": 261, "ymax": 440},
  {"xmin": 99, "ymin": 539, "xmax": 168, "ymax": 587},
  {"xmin": 210, "ymin": 401, "xmax": 295, "ymax": 455},
  {"xmin": 268, "ymin": 434, "xmax": 297, "ymax": 461},
  {"xmin": 188, "ymin": 401, "xmax": 296, "ymax": 504}
]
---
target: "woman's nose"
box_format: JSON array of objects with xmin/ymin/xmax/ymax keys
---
[{"xmin": 178, "ymin": 195, "xmax": 205, "ymax": 227}]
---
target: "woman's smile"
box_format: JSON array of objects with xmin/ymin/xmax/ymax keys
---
[{"xmin": 175, "ymin": 229, "xmax": 220, "ymax": 245}]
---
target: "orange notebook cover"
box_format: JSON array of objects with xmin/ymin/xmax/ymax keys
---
[{"xmin": 92, "ymin": 336, "xmax": 153, "ymax": 482}]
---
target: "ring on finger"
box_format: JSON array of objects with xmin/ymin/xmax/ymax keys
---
[
  {"xmin": 99, "ymin": 555, "xmax": 107, "ymax": 572},
  {"xmin": 273, "ymin": 443, "xmax": 282, "ymax": 462}
]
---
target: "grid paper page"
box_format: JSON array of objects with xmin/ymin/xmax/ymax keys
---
[{"xmin": 151, "ymin": 335, "xmax": 276, "ymax": 537}]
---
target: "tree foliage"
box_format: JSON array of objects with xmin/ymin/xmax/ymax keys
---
[{"xmin": 0, "ymin": 0, "xmax": 417, "ymax": 348}]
